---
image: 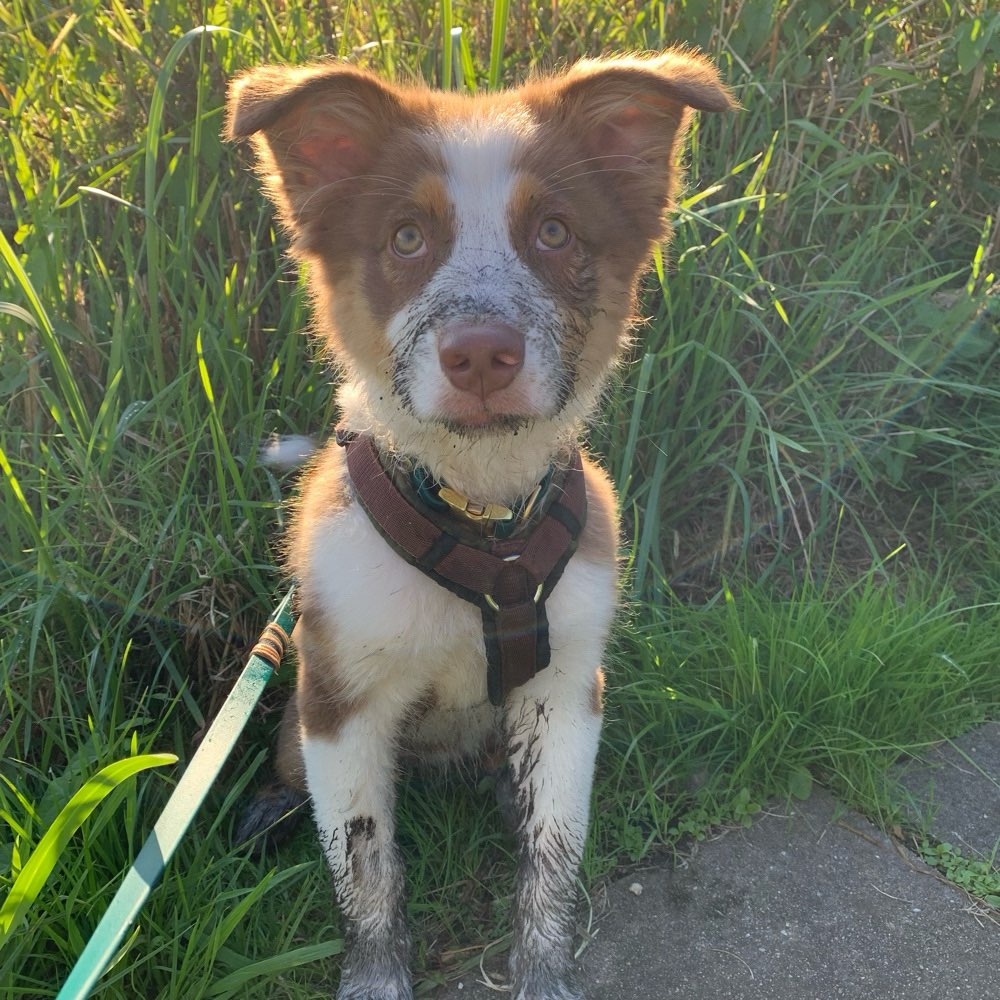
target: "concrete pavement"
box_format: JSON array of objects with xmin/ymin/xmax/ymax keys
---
[{"xmin": 431, "ymin": 724, "xmax": 999, "ymax": 999}]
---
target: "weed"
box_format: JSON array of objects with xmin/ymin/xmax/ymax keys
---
[{"xmin": 917, "ymin": 839, "xmax": 1000, "ymax": 910}]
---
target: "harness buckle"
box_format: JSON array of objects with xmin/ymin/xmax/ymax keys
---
[{"xmin": 484, "ymin": 582, "xmax": 543, "ymax": 612}]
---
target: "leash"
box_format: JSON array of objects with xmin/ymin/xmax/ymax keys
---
[{"xmin": 57, "ymin": 586, "xmax": 296, "ymax": 1000}]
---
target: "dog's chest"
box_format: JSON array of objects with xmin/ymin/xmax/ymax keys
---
[
  {"xmin": 302, "ymin": 496, "xmax": 616, "ymax": 708},
  {"xmin": 302, "ymin": 496, "xmax": 484, "ymax": 715}
]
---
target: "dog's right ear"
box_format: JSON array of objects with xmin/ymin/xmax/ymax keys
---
[{"xmin": 224, "ymin": 64, "xmax": 404, "ymax": 233}]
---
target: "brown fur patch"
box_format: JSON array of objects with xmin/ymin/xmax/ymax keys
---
[
  {"xmin": 505, "ymin": 171, "xmax": 597, "ymax": 374},
  {"xmin": 577, "ymin": 455, "xmax": 620, "ymax": 567},
  {"xmin": 410, "ymin": 173, "xmax": 453, "ymax": 225},
  {"xmin": 511, "ymin": 51, "xmax": 735, "ymax": 385},
  {"xmin": 284, "ymin": 446, "xmax": 366, "ymax": 742},
  {"xmin": 305, "ymin": 134, "xmax": 453, "ymax": 378},
  {"xmin": 285, "ymin": 439, "xmax": 351, "ymax": 583},
  {"xmin": 295, "ymin": 617, "xmax": 367, "ymax": 740},
  {"xmin": 507, "ymin": 173, "xmax": 543, "ymax": 230}
]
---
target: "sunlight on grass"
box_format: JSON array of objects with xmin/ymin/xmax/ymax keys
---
[
  {"xmin": 1, "ymin": 0, "xmax": 997, "ymax": 994},
  {"xmin": 0, "ymin": 752, "xmax": 177, "ymax": 946}
]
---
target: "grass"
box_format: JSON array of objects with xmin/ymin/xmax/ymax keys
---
[{"xmin": 1, "ymin": 0, "xmax": 998, "ymax": 995}]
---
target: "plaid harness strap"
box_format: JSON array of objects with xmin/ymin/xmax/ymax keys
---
[{"xmin": 338, "ymin": 431, "xmax": 588, "ymax": 706}]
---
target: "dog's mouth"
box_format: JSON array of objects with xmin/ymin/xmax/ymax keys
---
[
  {"xmin": 438, "ymin": 409, "xmax": 534, "ymax": 435},
  {"xmin": 401, "ymin": 373, "xmax": 570, "ymax": 435},
  {"xmin": 430, "ymin": 381, "xmax": 538, "ymax": 430}
]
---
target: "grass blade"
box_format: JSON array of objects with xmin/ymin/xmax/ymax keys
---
[
  {"xmin": 487, "ymin": 0, "xmax": 510, "ymax": 90},
  {"xmin": 441, "ymin": 0, "xmax": 454, "ymax": 88},
  {"xmin": 0, "ymin": 229, "xmax": 91, "ymax": 440},
  {"xmin": 205, "ymin": 940, "xmax": 346, "ymax": 997},
  {"xmin": 0, "ymin": 754, "xmax": 177, "ymax": 945}
]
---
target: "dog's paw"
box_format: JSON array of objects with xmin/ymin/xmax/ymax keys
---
[
  {"xmin": 234, "ymin": 781, "xmax": 308, "ymax": 855},
  {"xmin": 336, "ymin": 937, "xmax": 413, "ymax": 1000},
  {"xmin": 510, "ymin": 963, "xmax": 584, "ymax": 1000},
  {"xmin": 336, "ymin": 978, "xmax": 413, "ymax": 1000},
  {"xmin": 512, "ymin": 985, "xmax": 583, "ymax": 1000}
]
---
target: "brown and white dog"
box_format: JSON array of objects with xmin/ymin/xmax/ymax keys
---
[{"xmin": 225, "ymin": 49, "xmax": 732, "ymax": 1000}]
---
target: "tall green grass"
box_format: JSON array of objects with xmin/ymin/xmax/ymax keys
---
[
  {"xmin": 597, "ymin": 576, "xmax": 1000, "ymax": 860},
  {"xmin": 1, "ymin": 1, "xmax": 998, "ymax": 995}
]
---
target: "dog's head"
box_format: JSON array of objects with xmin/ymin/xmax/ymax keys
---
[{"xmin": 226, "ymin": 51, "xmax": 732, "ymax": 438}]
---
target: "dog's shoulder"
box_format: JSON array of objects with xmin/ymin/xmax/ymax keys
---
[
  {"xmin": 577, "ymin": 453, "xmax": 620, "ymax": 567},
  {"xmin": 285, "ymin": 438, "xmax": 351, "ymax": 583}
]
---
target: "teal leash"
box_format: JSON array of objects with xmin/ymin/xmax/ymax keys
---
[{"xmin": 57, "ymin": 586, "xmax": 296, "ymax": 1000}]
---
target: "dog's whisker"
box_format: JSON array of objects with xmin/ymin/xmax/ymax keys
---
[{"xmin": 539, "ymin": 153, "xmax": 650, "ymax": 185}]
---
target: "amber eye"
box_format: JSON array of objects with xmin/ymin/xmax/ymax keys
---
[
  {"xmin": 391, "ymin": 223, "xmax": 426, "ymax": 258},
  {"xmin": 536, "ymin": 217, "xmax": 570, "ymax": 250}
]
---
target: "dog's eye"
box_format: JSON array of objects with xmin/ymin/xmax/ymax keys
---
[
  {"xmin": 392, "ymin": 224, "xmax": 427, "ymax": 258},
  {"xmin": 536, "ymin": 217, "xmax": 570, "ymax": 250}
]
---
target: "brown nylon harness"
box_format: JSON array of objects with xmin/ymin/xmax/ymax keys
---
[{"xmin": 338, "ymin": 431, "xmax": 588, "ymax": 706}]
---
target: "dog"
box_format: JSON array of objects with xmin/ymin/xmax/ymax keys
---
[{"xmin": 225, "ymin": 48, "xmax": 732, "ymax": 1000}]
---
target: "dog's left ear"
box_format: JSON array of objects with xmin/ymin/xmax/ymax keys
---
[
  {"xmin": 526, "ymin": 48, "xmax": 735, "ymax": 220},
  {"xmin": 554, "ymin": 47, "xmax": 735, "ymax": 159}
]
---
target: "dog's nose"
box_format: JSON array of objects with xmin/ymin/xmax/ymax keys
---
[{"xmin": 438, "ymin": 322, "xmax": 525, "ymax": 398}]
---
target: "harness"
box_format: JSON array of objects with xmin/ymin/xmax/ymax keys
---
[{"xmin": 337, "ymin": 430, "xmax": 588, "ymax": 706}]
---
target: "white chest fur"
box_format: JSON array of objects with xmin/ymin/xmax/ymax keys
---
[{"xmin": 304, "ymin": 497, "xmax": 617, "ymax": 714}]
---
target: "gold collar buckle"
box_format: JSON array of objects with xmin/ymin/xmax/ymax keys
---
[{"xmin": 437, "ymin": 486, "xmax": 515, "ymax": 523}]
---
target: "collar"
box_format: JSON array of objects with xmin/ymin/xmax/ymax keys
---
[
  {"xmin": 335, "ymin": 426, "xmax": 559, "ymax": 544},
  {"xmin": 411, "ymin": 465, "xmax": 553, "ymax": 540}
]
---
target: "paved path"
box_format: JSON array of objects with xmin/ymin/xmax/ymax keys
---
[
  {"xmin": 894, "ymin": 721, "xmax": 1000, "ymax": 857},
  {"xmin": 431, "ymin": 724, "xmax": 999, "ymax": 999}
]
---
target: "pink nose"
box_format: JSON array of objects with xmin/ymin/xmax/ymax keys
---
[{"xmin": 438, "ymin": 322, "xmax": 525, "ymax": 398}]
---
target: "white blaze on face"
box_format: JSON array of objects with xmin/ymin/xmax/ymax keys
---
[{"xmin": 384, "ymin": 114, "xmax": 567, "ymax": 426}]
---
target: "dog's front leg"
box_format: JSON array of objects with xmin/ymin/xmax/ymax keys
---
[
  {"xmin": 505, "ymin": 668, "xmax": 603, "ymax": 1000},
  {"xmin": 302, "ymin": 708, "xmax": 412, "ymax": 1000}
]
